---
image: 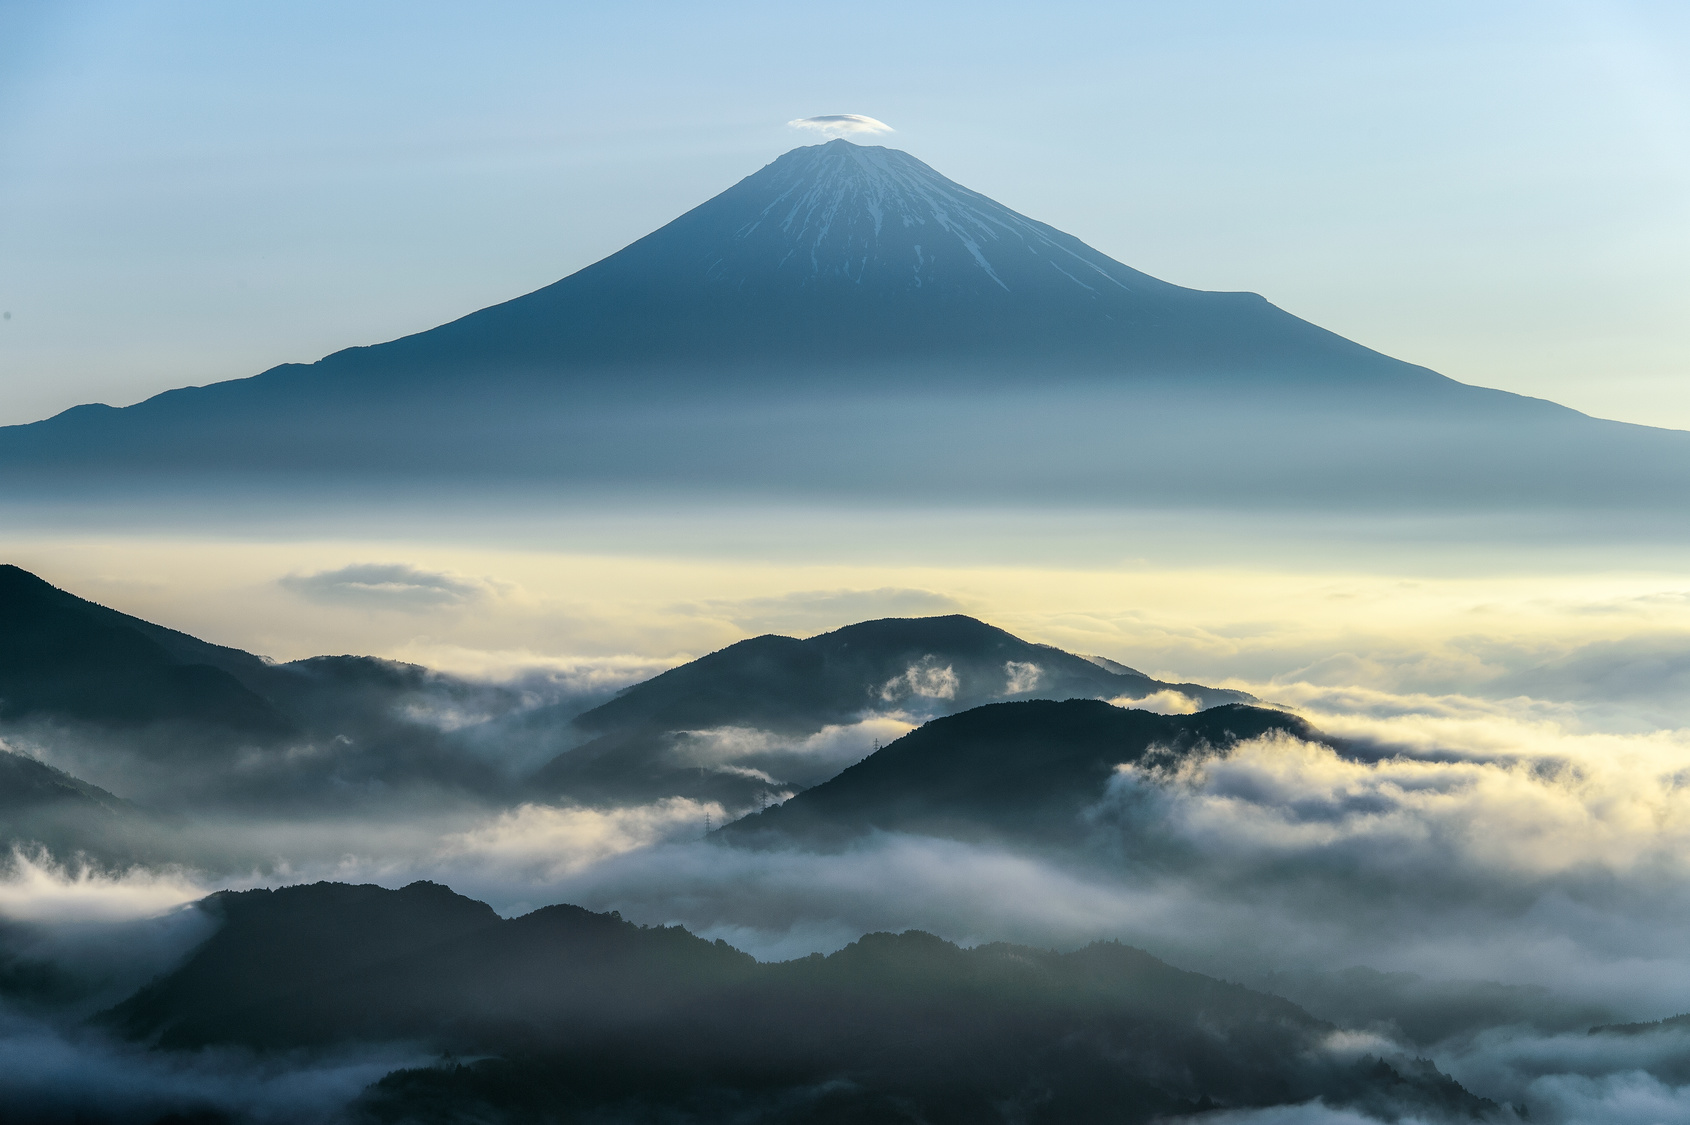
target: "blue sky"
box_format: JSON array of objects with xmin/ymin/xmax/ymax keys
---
[{"xmin": 1, "ymin": 0, "xmax": 1687, "ymax": 426}]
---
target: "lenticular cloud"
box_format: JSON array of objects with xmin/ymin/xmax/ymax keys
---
[{"xmin": 788, "ymin": 114, "xmax": 894, "ymax": 137}]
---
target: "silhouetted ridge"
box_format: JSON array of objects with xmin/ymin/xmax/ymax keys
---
[
  {"xmin": 103, "ymin": 880, "xmax": 503, "ymax": 1047},
  {"xmin": 576, "ymin": 613, "xmax": 1231, "ymax": 735},
  {"xmin": 529, "ymin": 614, "xmax": 1247, "ymax": 806},
  {"xmin": 385, "ymin": 138, "xmax": 1412, "ymax": 372},
  {"xmin": 724, "ymin": 699, "xmax": 1317, "ymax": 845},
  {"xmin": 0, "ymin": 749, "xmax": 154, "ymax": 866},
  {"xmin": 100, "ymin": 880, "xmax": 1497, "ymax": 1123},
  {"xmin": 0, "ymin": 564, "xmax": 291, "ymax": 733}
]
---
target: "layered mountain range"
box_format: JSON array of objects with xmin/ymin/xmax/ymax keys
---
[
  {"xmin": 5, "ymin": 140, "xmax": 1684, "ymax": 507},
  {"xmin": 97, "ymin": 880, "xmax": 1498, "ymax": 1124},
  {"xmin": 0, "ymin": 566, "xmax": 1586, "ymax": 1120},
  {"xmin": 0, "ymin": 565, "xmax": 1251, "ymax": 856}
]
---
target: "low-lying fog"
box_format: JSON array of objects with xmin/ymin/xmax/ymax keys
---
[{"xmin": 6, "ymin": 503, "xmax": 1690, "ymax": 1122}]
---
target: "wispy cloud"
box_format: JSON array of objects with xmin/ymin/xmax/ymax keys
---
[
  {"xmin": 1108, "ymin": 689, "xmax": 1201, "ymax": 714},
  {"xmin": 279, "ymin": 563, "xmax": 492, "ymax": 610},
  {"xmin": 0, "ymin": 849, "xmax": 204, "ymax": 923},
  {"xmin": 787, "ymin": 114, "xmax": 894, "ymax": 138}
]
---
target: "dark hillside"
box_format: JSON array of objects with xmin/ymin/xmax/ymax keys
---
[
  {"xmin": 575, "ymin": 614, "xmax": 1241, "ymax": 735},
  {"xmin": 0, "ymin": 565, "xmax": 290, "ymax": 733},
  {"xmin": 97, "ymin": 880, "xmax": 1496, "ymax": 1123},
  {"xmin": 531, "ymin": 616, "xmax": 1247, "ymax": 806},
  {"xmin": 723, "ymin": 699, "xmax": 1316, "ymax": 846}
]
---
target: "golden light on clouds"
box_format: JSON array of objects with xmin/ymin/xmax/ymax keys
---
[{"xmin": 10, "ymin": 523, "xmax": 1690, "ymax": 732}]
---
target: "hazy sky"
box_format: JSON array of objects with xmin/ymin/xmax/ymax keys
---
[{"xmin": 0, "ymin": 0, "xmax": 1686, "ymax": 428}]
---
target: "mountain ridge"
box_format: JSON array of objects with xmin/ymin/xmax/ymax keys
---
[
  {"xmin": 99, "ymin": 879, "xmax": 1498, "ymax": 1124},
  {"xmin": 721, "ymin": 699, "xmax": 1317, "ymax": 847},
  {"xmin": 529, "ymin": 614, "xmax": 1250, "ymax": 805},
  {"xmin": 7, "ymin": 140, "xmax": 1676, "ymax": 511}
]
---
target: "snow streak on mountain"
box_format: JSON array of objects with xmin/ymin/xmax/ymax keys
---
[{"xmin": 706, "ymin": 140, "xmax": 1169, "ymax": 302}]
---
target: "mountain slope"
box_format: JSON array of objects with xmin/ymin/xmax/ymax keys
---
[
  {"xmin": 343, "ymin": 138, "xmax": 1442, "ymax": 376},
  {"xmin": 576, "ymin": 614, "xmax": 1242, "ymax": 732},
  {"xmin": 13, "ymin": 141, "xmax": 1446, "ymax": 396},
  {"xmin": 4, "ymin": 141, "xmax": 1681, "ymax": 509},
  {"xmin": 722, "ymin": 699, "xmax": 1315, "ymax": 847},
  {"xmin": 0, "ymin": 565, "xmax": 291, "ymax": 734},
  {"xmin": 529, "ymin": 615, "xmax": 1247, "ymax": 805},
  {"xmin": 0, "ymin": 749, "xmax": 153, "ymax": 865},
  {"xmin": 0, "ymin": 565, "xmax": 546, "ymax": 812},
  {"xmin": 103, "ymin": 880, "xmax": 1496, "ymax": 1124}
]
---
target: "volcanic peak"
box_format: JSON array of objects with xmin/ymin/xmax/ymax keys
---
[{"xmin": 693, "ymin": 139, "xmax": 1172, "ymax": 301}]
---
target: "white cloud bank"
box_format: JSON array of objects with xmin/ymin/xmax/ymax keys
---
[{"xmin": 0, "ymin": 850, "xmax": 204, "ymax": 924}]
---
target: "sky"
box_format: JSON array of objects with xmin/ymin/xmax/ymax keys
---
[{"xmin": 0, "ymin": 1, "xmax": 1687, "ymax": 428}]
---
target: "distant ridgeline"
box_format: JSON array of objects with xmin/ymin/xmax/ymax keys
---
[
  {"xmin": 720, "ymin": 699, "xmax": 1314, "ymax": 849},
  {"xmin": 3, "ymin": 140, "xmax": 1687, "ymax": 509},
  {"xmin": 101, "ymin": 880, "xmax": 1499, "ymax": 1124},
  {"xmin": 0, "ymin": 564, "xmax": 1265, "ymax": 859},
  {"xmin": 528, "ymin": 614, "xmax": 1250, "ymax": 805}
]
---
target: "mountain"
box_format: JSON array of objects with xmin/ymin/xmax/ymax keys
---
[
  {"xmin": 4, "ymin": 140, "xmax": 1685, "ymax": 508},
  {"xmin": 0, "ymin": 568, "xmax": 1244, "ymax": 816},
  {"xmin": 0, "ymin": 749, "xmax": 152, "ymax": 866},
  {"xmin": 0, "ymin": 565, "xmax": 540, "ymax": 812},
  {"xmin": 0, "ymin": 564, "xmax": 291, "ymax": 734},
  {"xmin": 528, "ymin": 614, "xmax": 1249, "ymax": 805},
  {"xmin": 104, "ymin": 880, "xmax": 1497, "ymax": 1124},
  {"xmin": 1261, "ymin": 966, "xmax": 1617, "ymax": 1049},
  {"xmin": 721, "ymin": 699, "xmax": 1315, "ymax": 847}
]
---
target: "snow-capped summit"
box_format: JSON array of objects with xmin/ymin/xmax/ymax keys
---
[
  {"xmin": 383, "ymin": 137, "xmax": 1389, "ymax": 374},
  {"xmin": 691, "ymin": 139, "xmax": 1171, "ymax": 302}
]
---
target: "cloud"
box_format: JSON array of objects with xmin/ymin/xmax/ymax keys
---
[
  {"xmin": 668, "ymin": 717, "xmax": 915, "ymax": 769},
  {"xmin": 661, "ymin": 717, "xmax": 916, "ymax": 790},
  {"xmin": 1099, "ymin": 728, "xmax": 1690, "ymax": 882},
  {"xmin": 0, "ymin": 1010, "xmax": 422, "ymax": 1125},
  {"xmin": 1109, "ymin": 690, "xmax": 1201, "ymax": 714},
  {"xmin": 787, "ymin": 114, "xmax": 894, "ymax": 138},
  {"xmin": 385, "ymin": 646, "xmax": 674, "ymax": 692},
  {"xmin": 435, "ymin": 798, "xmax": 715, "ymax": 884},
  {"xmin": 1196, "ymin": 1106, "xmax": 1383, "ymax": 1124},
  {"xmin": 278, "ymin": 563, "xmax": 493, "ymax": 609},
  {"xmin": 546, "ymin": 832, "xmax": 1145, "ymax": 963},
  {"xmin": 1428, "ymin": 1024, "xmax": 1690, "ymax": 1125},
  {"xmin": 878, "ymin": 657, "xmax": 958, "ymax": 703},
  {"xmin": 0, "ymin": 850, "xmax": 205, "ymax": 924},
  {"xmin": 1004, "ymin": 661, "xmax": 1042, "ymax": 694}
]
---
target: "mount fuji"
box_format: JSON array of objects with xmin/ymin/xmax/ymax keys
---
[{"xmin": 5, "ymin": 139, "xmax": 1687, "ymax": 509}]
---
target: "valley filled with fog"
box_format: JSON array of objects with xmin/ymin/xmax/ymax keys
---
[{"xmin": 4, "ymin": 500, "xmax": 1690, "ymax": 1123}]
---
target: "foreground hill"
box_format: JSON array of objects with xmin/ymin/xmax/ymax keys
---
[
  {"xmin": 532, "ymin": 615, "xmax": 1247, "ymax": 804},
  {"xmin": 3, "ymin": 140, "xmax": 1684, "ymax": 509},
  {"xmin": 104, "ymin": 880, "xmax": 1496, "ymax": 1124},
  {"xmin": 722, "ymin": 698, "xmax": 1313, "ymax": 848}
]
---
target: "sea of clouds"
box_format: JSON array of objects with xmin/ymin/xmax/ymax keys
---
[{"xmin": 6, "ymin": 607, "xmax": 1690, "ymax": 1121}]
